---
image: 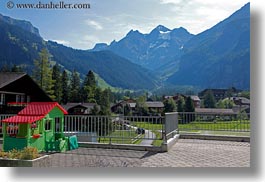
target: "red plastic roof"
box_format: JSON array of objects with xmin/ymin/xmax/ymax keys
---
[
  {"xmin": 1, "ymin": 102, "xmax": 68, "ymax": 123},
  {"xmin": 18, "ymin": 102, "xmax": 68, "ymax": 116},
  {"xmin": 2, "ymin": 115, "xmax": 45, "ymax": 123}
]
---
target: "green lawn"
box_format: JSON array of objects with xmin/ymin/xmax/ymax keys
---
[
  {"xmin": 97, "ymin": 120, "xmax": 250, "ymax": 145},
  {"xmin": 134, "ymin": 122, "xmax": 163, "ymax": 130},
  {"xmin": 135, "ymin": 122, "xmax": 164, "ymax": 146},
  {"xmin": 98, "ymin": 130, "xmax": 142, "ymax": 144},
  {"xmin": 179, "ymin": 120, "xmax": 250, "ymax": 132}
]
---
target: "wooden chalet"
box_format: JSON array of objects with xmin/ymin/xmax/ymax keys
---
[{"xmin": 0, "ymin": 72, "xmax": 52, "ymax": 114}]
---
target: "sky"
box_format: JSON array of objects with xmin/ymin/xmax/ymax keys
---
[{"xmin": 0, "ymin": 0, "xmax": 250, "ymax": 50}]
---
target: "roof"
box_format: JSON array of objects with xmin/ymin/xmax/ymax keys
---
[
  {"xmin": 19, "ymin": 102, "xmax": 68, "ymax": 116},
  {"xmin": 0, "ymin": 72, "xmax": 52, "ymax": 102},
  {"xmin": 190, "ymin": 96, "xmax": 200, "ymax": 101},
  {"xmin": 145, "ymin": 102, "xmax": 164, "ymax": 108},
  {"xmin": 1, "ymin": 102, "xmax": 68, "ymax": 123},
  {"xmin": 62, "ymin": 103, "xmax": 97, "ymax": 111},
  {"xmin": 195, "ymin": 108, "xmax": 237, "ymax": 114},
  {"xmin": 0, "ymin": 72, "xmax": 26, "ymax": 88},
  {"xmin": 231, "ymin": 97, "xmax": 250, "ymax": 105}
]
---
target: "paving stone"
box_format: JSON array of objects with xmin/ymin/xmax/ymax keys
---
[{"xmin": 0, "ymin": 139, "xmax": 250, "ymax": 167}]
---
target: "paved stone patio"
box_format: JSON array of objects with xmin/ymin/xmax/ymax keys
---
[{"xmin": 47, "ymin": 139, "xmax": 250, "ymax": 167}]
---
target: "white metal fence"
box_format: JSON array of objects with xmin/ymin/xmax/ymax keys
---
[
  {"xmin": 62, "ymin": 115, "xmax": 166, "ymax": 145},
  {"xmin": 178, "ymin": 112, "xmax": 250, "ymax": 132},
  {"xmin": 0, "ymin": 112, "xmax": 250, "ymax": 145}
]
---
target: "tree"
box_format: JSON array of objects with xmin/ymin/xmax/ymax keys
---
[
  {"xmin": 81, "ymin": 70, "xmax": 97, "ymax": 102},
  {"xmin": 32, "ymin": 48, "xmax": 55, "ymax": 100},
  {"xmin": 124, "ymin": 104, "xmax": 132, "ymax": 116},
  {"xmin": 11, "ymin": 64, "xmax": 23, "ymax": 72},
  {"xmin": 216, "ymin": 98, "xmax": 235, "ymax": 109},
  {"xmin": 203, "ymin": 90, "xmax": 216, "ymax": 108},
  {"xmin": 135, "ymin": 95, "xmax": 149, "ymax": 116},
  {"xmin": 52, "ymin": 64, "xmax": 62, "ymax": 103},
  {"xmin": 185, "ymin": 96, "xmax": 195, "ymax": 112},
  {"xmin": 90, "ymin": 104, "xmax": 100, "ymax": 115},
  {"xmin": 69, "ymin": 70, "xmax": 81, "ymax": 102},
  {"xmin": 61, "ymin": 70, "xmax": 69, "ymax": 104},
  {"xmin": 239, "ymin": 91, "xmax": 250, "ymax": 99},
  {"xmin": 164, "ymin": 97, "xmax": 176, "ymax": 113},
  {"xmin": 177, "ymin": 96, "xmax": 185, "ymax": 112},
  {"xmin": 98, "ymin": 89, "xmax": 111, "ymax": 115},
  {"xmin": 94, "ymin": 87, "xmax": 102, "ymax": 104},
  {"xmin": 184, "ymin": 96, "xmax": 195, "ymax": 123}
]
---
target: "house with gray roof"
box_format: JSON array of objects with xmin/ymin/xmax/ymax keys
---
[
  {"xmin": 0, "ymin": 72, "xmax": 52, "ymax": 114},
  {"xmin": 62, "ymin": 103, "xmax": 99, "ymax": 115}
]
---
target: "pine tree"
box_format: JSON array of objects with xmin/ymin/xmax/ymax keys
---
[
  {"xmin": 203, "ymin": 90, "xmax": 216, "ymax": 108},
  {"xmin": 185, "ymin": 96, "xmax": 195, "ymax": 112},
  {"xmin": 82, "ymin": 70, "xmax": 97, "ymax": 102},
  {"xmin": 94, "ymin": 87, "xmax": 102, "ymax": 104},
  {"xmin": 52, "ymin": 64, "xmax": 62, "ymax": 103},
  {"xmin": 61, "ymin": 70, "xmax": 69, "ymax": 104},
  {"xmin": 177, "ymin": 96, "xmax": 185, "ymax": 112},
  {"xmin": 135, "ymin": 95, "xmax": 148, "ymax": 116},
  {"xmin": 98, "ymin": 89, "xmax": 111, "ymax": 115},
  {"xmin": 90, "ymin": 105, "xmax": 100, "ymax": 115},
  {"xmin": 32, "ymin": 48, "xmax": 55, "ymax": 100},
  {"xmin": 184, "ymin": 96, "xmax": 195, "ymax": 123},
  {"xmin": 164, "ymin": 97, "xmax": 176, "ymax": 113},
  {"xmin": 69, "ymin": 70, "xmax": 81, "ymax": 102},
  {"xmin": 11, "ymin": 64, "xmax": 23, "ymax": 72}
]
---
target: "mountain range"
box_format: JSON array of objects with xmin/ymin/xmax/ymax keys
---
[
  {"xmin": 0, "ymin": 14, "xmax": 157, "ymax": 90},
  {"xmin": 92, "ymin": 25, "xmax": 194, "ymax": 72},
  {"xmin": 0, "ymin": 2, "xmax": 250, "ymax": 91},
  {"xmin": 91, "ymin": 3, "xmax": 250, "ymax": 90},
  {"xmin": 167, "ymin": 3, "xmax": 250, "ymax": 89}
]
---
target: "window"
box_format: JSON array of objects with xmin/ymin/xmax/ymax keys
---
[
  {"xmin": 21, "ymin": 95, "xmax": 25, "ymax": 103},
  {"xmin": 0, "ymin": 94, "xmax": 5, "ymax": 105},
  {"xmin": 55, "ymin": 117, "xmax": 61, "ymax": 133},
  {"xmin": 16, "ymin": 95, "xmax": 20, "ymax": 103},
  {"xmin": 45, "ymin": 120, "xmax": 51, "ymax": 131},
  {"xmin": 27, "ymin": 96, "xmax": 30, "ymax": 103}
]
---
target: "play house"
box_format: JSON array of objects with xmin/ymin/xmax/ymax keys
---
[{"xmin": 1, "ymin": 102, "xmax": 77, "ymax": 152}]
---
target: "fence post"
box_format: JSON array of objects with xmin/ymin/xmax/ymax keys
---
[
  {"xmin": 161, "ymin": 112, "xmax": 179, "ymax": 152},
  {"xmin": 164, "ymin": 112, "xmax": 178, "ymax": 143}
]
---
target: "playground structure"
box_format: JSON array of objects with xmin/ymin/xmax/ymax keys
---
[{"xmin": 1, "ymin": 102, "xmax": 78, "ymax": 152}]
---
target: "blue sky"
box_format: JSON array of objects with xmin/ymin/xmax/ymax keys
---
[{"xmin": 0, "ymin": 0, "xmax": 249, "ymax": 49}]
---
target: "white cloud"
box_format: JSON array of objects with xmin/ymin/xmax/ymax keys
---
[
  {"xmin": 76, "ymin": 35, "xmax": 101, "ymax": 48},
  {"xmin": 159, "ymin": 0, "xmax": 185, "ymax": 5},
  {"xmin": 84, "ymin": 20, "xmax": 103, "ymax": 30},
  {"xmin": 43, "ymin": 0, "xmax": 250, "ymax": 49},
  {"xmin": 51, "ymin": 39, "xmax": 70, "ymax": 46}
]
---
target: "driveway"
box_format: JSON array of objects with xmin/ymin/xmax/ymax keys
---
[{"xmin": 47, "ymin": 139, "xmax": 250, "ymax": 167}]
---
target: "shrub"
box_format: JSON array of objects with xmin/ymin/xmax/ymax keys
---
[
  {"xmin": 0, "ymin": 147, "xmax": 40, "ymax": 160},
  {"xmin": 20, "ymin": 147, "xmax": 39, "ymax": 160},
  {"xmin": 0, "ymin": 150, "xmax": 8, "ymax": 158}
]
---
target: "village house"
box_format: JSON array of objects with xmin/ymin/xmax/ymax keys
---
[
  {"xmin": 110, "ymin": 99, "xmax": 136, "ymax": 114},
  {"xmin": 231, "ymin": 97, "xmax": 250, "ymax": 113},
  {"xmin": 0, "ymin": 72, "xmax": 52, "ymax": 114},
  {"xmin": 194, "ymin": 108, "xmax": 239, "ymax": 121},
  {"xmin": 164, "ymin": 94, "xmax": 201, "ymax": 108},
  {"xmin": 111, "ymin": 100, "xmax": 164, "ymax": 115},
  {"xmin": 62, "ymin": 103, "xmax": 99, "ymax": 115},
  {"xmin": 198, "ymin": 87, "xmax": 241, "ymax": 101},
  {"xmin": 145, "ymin": 101, "xmax": 164, "ymax": 113}
]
